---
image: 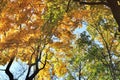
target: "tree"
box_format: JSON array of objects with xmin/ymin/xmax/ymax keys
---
[
  {"xmin": 65, "ymin": 0, "xmax": 120, "ymax": 79},
  {"xmin": 0, "ymin": 0, "xmax": 120, "ymax": 80},
  {"xmin": 0, "ymin": 0, "xmax": 77, "ymax": 79},
  {"xmin": 74, "ymin": 31, "xmax": 120, "ymax": 80},
  {"xmin": 0, "ymin": 0, "xmax": 52, "ymax": 79}
]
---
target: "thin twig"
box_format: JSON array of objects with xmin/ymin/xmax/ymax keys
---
[{"xmin": 66, "ymin": 0, "xmax": 72, "ymax": 12}]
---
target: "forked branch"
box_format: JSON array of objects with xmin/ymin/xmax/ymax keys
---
[{"xmin": 5, "ymin": 56, "xmax": 15, "ymax": 80}]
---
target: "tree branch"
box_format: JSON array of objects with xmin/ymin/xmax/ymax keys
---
[
  {"xmin": 79, "ymin": 1, "xmax": 108, "ymax": 6},
  {"xmin": 66, "ymin": 0, "xmax": 72, "ymax": 12},
  {"xmin": 5, "ymin": 56, "xmax": 15, "ymax": 80},
  {"xmin": 96, "ymin": 27, "xmax": 116, "ymax": 80},
  {"xmin": 106, "ymin": 0, "xmax": 120, "ymax": 32},
  {"xmin": 26, "ymin": 53, "xmax": 48, "ymax": 80},
  {"xmin": 25, "ymin": 45, "xmax": 38, "ymax": 79}
]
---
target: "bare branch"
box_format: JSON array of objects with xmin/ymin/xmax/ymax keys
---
[
  {"xmin": 26, "ymin": 53, "xmax": 48, "ymax": 80},
  {"xmin": 5, "ymin": 56, "xmax": 15, "ymax": 80},
  {"xmin": 26, "ymin": 46, "xmax": 36, "ymax": 79}
]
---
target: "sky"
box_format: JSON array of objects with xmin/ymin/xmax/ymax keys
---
[
  {"xmin": 73, "ymin": 22, "xmax": 87, "ymax": 35},
  {"xmin": 0, "ymin": 59, "xmax": 29, "ymax": 80}
]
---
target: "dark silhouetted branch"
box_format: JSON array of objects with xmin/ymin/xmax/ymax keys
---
[
  {"xmin": 106, "ymin": 0, "xmax": 120, "ymax": 32},
  {"xmin": 26, "ymin": 54, "xmax": 48, "ymax": 80},
  {"xmin": 5, "ymin": 56, "xmax": 15, "ymax": 80},
  {"xmin": 25, "ymin": 46, "xmax": 36, "ymax": 80},
  {"xmin": 79, "ymin": 1, "xmax": 108, "ymax": 6}
]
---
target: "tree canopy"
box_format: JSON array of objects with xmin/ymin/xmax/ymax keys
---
[{"xmin": 0, "ymin": 0, "xmax": 120, "ymax": 80}]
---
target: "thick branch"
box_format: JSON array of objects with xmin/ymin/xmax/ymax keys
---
[
  {"xmin": 5, "ymin": 56, "xmax": 15, "ymax": 80},
  {"xmin": 74, "ymin": 0, "xmax": 120, "ymax": 32},
  {"xmin": 106, "ymin": 0, "xmax": 120, "ymax": 32},
  {"xmin": 79, "ymin": 62, "xmax": 82, "ymax": 80},
  {"xmin": 26, "ymin": 54, "xmax": 47, "ymax": 80},
  {"xmin": 79, "ymin": 1, "xmax": 108, "ymax": 6}
]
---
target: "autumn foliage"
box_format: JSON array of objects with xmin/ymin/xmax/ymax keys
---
[{"xmin": 0, "ymin": 0, "xmax": 120, "ymax": 80}]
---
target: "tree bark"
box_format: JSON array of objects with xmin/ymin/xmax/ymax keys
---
[{"xmin": 106, "ymin": 0, "xmax": 120, "ymax": 32}]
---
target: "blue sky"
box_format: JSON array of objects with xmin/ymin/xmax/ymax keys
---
[{"xmin": 73, "ymin": 22, "xmax": 87, "ymax": 35}]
